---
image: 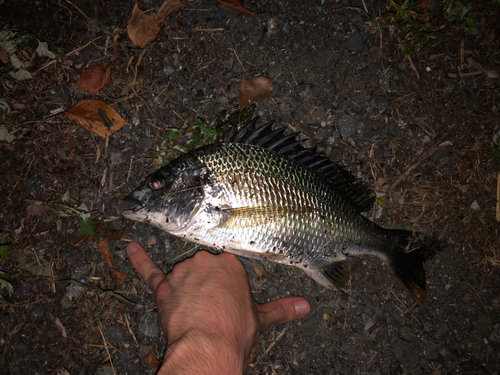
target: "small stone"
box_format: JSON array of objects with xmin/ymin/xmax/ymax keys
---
[
  {"xmin": 434, "ymin": 324, "xmax": 449, "ymax": 342},
  {"xmin": 490, "ymin": 323, "xmax": 500, "ymax": 344},
  {"xmin": 359, "ymin": 63, "xmax": 378, "ymax": 77},
  {"xmin": 470, "ymin": 201, "xmax": 480, "ymax": 211},
  {"xmin": 139, "ymin": 312, "xmax": 161, "ymax": 340},
  {"xmin": 373, "ymin": 96, "xmax": 389, "ymax": 114},
  {"xmin": 60, "ymin": 283, "xmax": 87, "ymax": 309},
  {"xmin": 103, "ymin": 326, "xmax": 126, "ymax": 347},
  {"xmin": 345, "ymin": 32, "xmax": 364, "ymax": 52},
  {"xmin": 487, "ymin": 70, "xmax": 499, "ymax": 79},
  {"xmin": 337, "ymin": 114, "xmax": 357, "ymax": 139},
  {"xmin": 96, "ymin": 366, "xmax": 115, "ymax": 375}
]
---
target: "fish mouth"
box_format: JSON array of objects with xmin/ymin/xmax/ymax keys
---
[{"xmin": 122, "ymin": 195, "xmax": 144, "ymax": 212}]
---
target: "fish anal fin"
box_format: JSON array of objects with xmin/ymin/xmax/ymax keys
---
[{"xmin": 305, "ymin": 257, "xmax": 362, "ymax": 290}]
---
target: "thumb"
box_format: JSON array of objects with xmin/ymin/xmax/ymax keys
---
[{"xmin": 257, "ymin": 296, "xmax": 310, "ymax": 330}]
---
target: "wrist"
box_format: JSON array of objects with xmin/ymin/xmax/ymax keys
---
[{"xmin": 158, "ymin": 331, "xmax": 247, "ymax": 375}]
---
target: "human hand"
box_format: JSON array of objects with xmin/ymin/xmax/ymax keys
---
[{"xmin": 126, "ymin": 242, "xmax": 311, "ymax": 375}]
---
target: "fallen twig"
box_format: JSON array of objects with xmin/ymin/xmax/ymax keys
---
[
  {"xmin": 389, "ymin": 132, "xmax": 452, "ymax": 196},
  {"xmin": 249, "ymin": 322, "xmax": 291, "ymax": 368},
  {"xmin": 333, "ymin": 65, "xmax": 350, "ymax": 108}
]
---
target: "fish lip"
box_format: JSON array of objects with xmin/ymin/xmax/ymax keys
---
[{"xmin": 122, "ymin": 195, "xmax": 144, "ymax": 211}]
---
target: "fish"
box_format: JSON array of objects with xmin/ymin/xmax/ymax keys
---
[{"xmin": 122, "ymin": 116, "xmax": 432, "ymax": 304}]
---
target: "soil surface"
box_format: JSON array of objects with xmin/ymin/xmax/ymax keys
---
[{"xmin": 1, "ymin": 0, "xmax": 500, "ymax": 374}]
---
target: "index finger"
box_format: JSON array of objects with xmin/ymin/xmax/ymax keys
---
[{"xmin": 126, "ymin": 242, "xmax": 166, "ymax": 292}]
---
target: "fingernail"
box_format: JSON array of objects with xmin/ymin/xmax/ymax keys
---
[
  {"xmin": 294, "ymin": 299, "xmax": 310, "ymax": 317},
  {"xmin": 127, "ymin": 243, "xmax": 139, "ymax": 255}
]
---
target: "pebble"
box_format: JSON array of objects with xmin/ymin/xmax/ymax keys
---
[
  {"xmin": 103, "ymin": 326, "xmax": 126, "ymax": 347},
  {"xmin": 139, "ymin": 312, "xmax": 161, "ymax": 340},
  {"xmin": 345, "ymin": 32, "xmax": 364, "ymax": 52},
  {"xmin": 470, "ymin": 201, "xmax": 480, "ymax": 211},
  {"xmin": 434, "ymin": 324, "xmax": 449, "ymax": 342},
  {"xmin": 60, "ymin": 283, "xmax": 87, "ymax": 309},
  {"xmin": 489, "ymin": 323, "xmax": 500, "ymax": 344},
  {"xmin": 337, "ymin": 114, "xmax": 357, "ymax": 139}
]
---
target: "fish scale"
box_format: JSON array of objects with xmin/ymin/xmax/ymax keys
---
[{"xmin": 123, "ymin": 121, "xmax": 432, "ymax": 304}]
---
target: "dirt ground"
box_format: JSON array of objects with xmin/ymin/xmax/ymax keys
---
[{"xmin": 1, "ymin": 0, "xmax": 500, "ymax": 374}]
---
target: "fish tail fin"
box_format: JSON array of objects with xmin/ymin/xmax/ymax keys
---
[{"xmin": 387, "ymin": 229, "xmax": 434, "ymax": 305}]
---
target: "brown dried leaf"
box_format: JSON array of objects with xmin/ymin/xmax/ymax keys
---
[
  {"xmin": 111, "ymin": 268, "xmax": 130, "ymax": 284},
  {"xmin": 238, "ymin": 77, "xmax": 273, "ymax": 110},
  {"xmin": 64, "ymin": 99, "xmax": 127, "ymax": 137},
  {"xmin": 98, "ymin": 236, "xmax": 129, "ymax": 284},
  {"xmin": 215, "ymin": 0, "xmax": 256, "ymax": 16},
  {"xmin": 107, "ymin": 229, "xmax": 124, "ymax": 241},
  {"xmin": 73, "ymin": 64, "xmax": 111, "ymax": 94},
  {"xmin": 127, "ymin": 0, "xmax": 185, "ymax": 49},
  {"xmin": 142, "ymin": 347, "xmax": 162, "ymax": 368},
  {"xmin": 0, "ymin": 50, "xmax": 9, "ymax": 66},
  {"xmin": 247, "ymin": 342, "xmax": 261, "ymax": 364},
  {"xmin": 98, "ymin": 237, "xmax": 114, "ymax": 269}
]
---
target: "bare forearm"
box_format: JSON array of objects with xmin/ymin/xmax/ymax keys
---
[{"xmin": 158, "ymin": 334, "xmax": 246, "ymax": 375}]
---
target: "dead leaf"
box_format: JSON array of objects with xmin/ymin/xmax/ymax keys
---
[
  {"xmin": 64, "ymin": 99, "xmax": 127, "ymax": 137},
  {"xmin": 215, "ymin": 0, "xmax": 256, "ymax": 16},
  {"xmin": 127, "ymin": 0, "xmax": 185, "ymax": 48},
  {"xmin": 0, "ymin": 50, "xmax": 9, "ymax": 67},
  {"xmin": 27, "ymin": 205, "xmax": 46, "ymax": 217},
  {"xmin": 73, "ymin": 64, "xmax": 111, "ymax": 94},
  {"xmin": 111, "ymin": 268, "xmax": 130, "ymax": 284},
  {"xmin": 247, "ymin": 342, "xmax": 261, "ymax": 364},
  {"xmin": 98, "ymin": 237, "xmax": 114, "ymax": 268},
  {"xmin": 98, "ymin": 236, "xmax": 130, "ymax": 284},
  {"xmin": 238, "ymin": 77, "xmax": 273, "ymax": 110},
  {"xmin": 107, "ymin": 229, "xmax": 124, "ymax": 241},
  {"xmin": 142, "ymin": 347, "xmax": 162, "ymax": 368}
]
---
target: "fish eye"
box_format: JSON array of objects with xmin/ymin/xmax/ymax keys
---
[{"xmin": 150, "ymin": 179, "xmax": 163, "ymax": 190}]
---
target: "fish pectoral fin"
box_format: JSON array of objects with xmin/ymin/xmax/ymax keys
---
[
  {"xmin": 305, "ymin": 257, "xmax": 363, "ymax": 289},
  {"xmin": 220, "ymin": 206, "xmax": 314, "ymax": 229}
]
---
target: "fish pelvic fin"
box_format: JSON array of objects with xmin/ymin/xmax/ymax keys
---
[{"xmin": 387, "ymin": 230, "xmax": 435, "ymax": 305}]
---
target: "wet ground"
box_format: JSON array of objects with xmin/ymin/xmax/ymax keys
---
[{"xmin": 1, "ymin": 0, "xmax": 500, "ymax": 374}]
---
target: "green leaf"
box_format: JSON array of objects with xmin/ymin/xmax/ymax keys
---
[
  {"xmin": 468, "ymin": 27, "xmax": 478, "ymax": 35},
  {"xmin": 0, "ymin": 244, "xmax": 9, "ymax": 262},
  {"xmin": 0, "ymin": 270, "xmax": 11, "ymax": 281},
  {"xmin": 375, "ymin": 197, "xmax": 387, "ymax": 207},
  {"xmin": 79, "ymin": 216, "xmax": 97, "ymax": 238},
  {"xmin": 165, "ymin": 129, "xmax": 179, "ymax": 141}
]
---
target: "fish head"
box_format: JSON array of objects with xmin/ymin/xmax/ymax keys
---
[{"xmin": 122, "ymin": 163, "xmax": 205, "ymax": 233}]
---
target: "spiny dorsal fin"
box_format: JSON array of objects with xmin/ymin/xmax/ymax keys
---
[{"xmin": 224, "ymin": 118, "xmax": 375, "ymax": 212}]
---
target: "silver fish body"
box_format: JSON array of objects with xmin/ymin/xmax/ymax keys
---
[{"xmin": 123, "ymin": 124, "xmax": 429, "ymax": 303}]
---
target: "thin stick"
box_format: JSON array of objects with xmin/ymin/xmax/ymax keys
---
[
  {"xmin": 389, "ymin": 288, "xmax": 421, "ymax": 326},
  {"xmin": 98, "ymin": 324, "xmax": 116, "ymax": 374},
  {"xmin": 250, "ymin": 323, "xmax": 292, "ymax": 368},
  {"xmin": 407, "ymin": 55, "xmax": 420, "ymax": 79},
  {"xmin": 213, "ymin": 73, "xmax": 229, "ymax": 97},
  {"xmin": 496, "ymin": 172, "xmax": 500, "ymax": 222},
  {"xmin": 228, "ymin": 48, "xmax": 245, "ymax": 72},
  {"xmin": 333, "ymin": 65, "xmax": 350, "ymax": 107},
  {"xmin": 389, "ymin": 133, "xmax": 451, "ymax": 196}
]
